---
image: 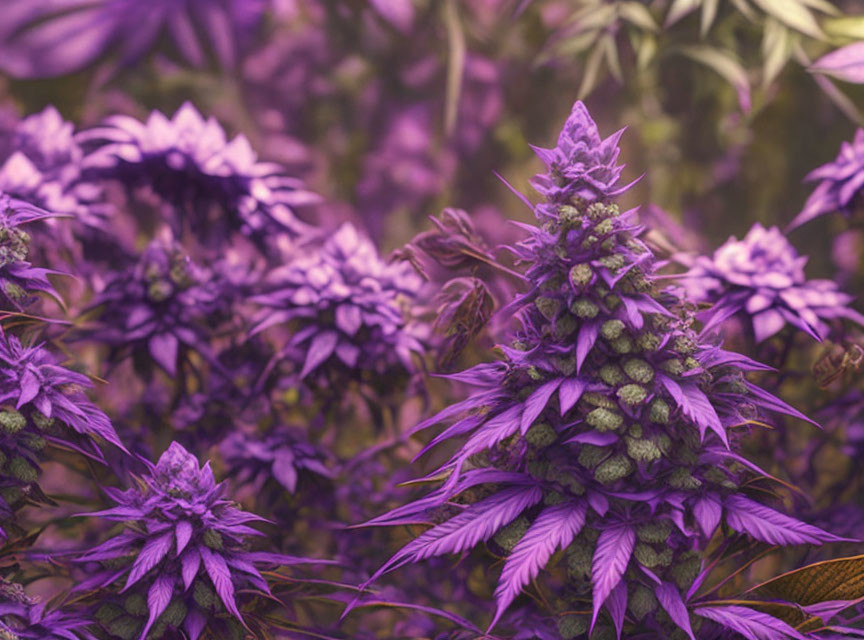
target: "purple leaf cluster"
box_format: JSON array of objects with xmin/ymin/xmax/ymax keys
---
[{"xmin": 682, "ymin": 223, "xmax": 864, "ymax": 343}]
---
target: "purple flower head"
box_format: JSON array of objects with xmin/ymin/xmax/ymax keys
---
[
  {"xmin": 0, "ymin": 331, "xmax": 124, "ymax": 537},
  {"xmin": 220, "ymin": 426, "xmax": 332, "ymax": 495},
  {"xmin": 0, "ymin": 578, "xmax": 93, "ymax": 640},
  {"xmin": 0, "ymin": 193, "xmax": 61, "ymax": 311},
  {"xmin": 683, "ymin": 223, "xmax": 864, "ymax": 342},
  {"xmin": 367, "ymin": 101, "xmax": 839, "ymax": 638},
  {"xmin": 77, "ymin": 442, "xmax": 309, "ymax": 640},
  {"xmin": 253, "ymin": 222, "xmax": 427, "ymax": 388},
  {"xmin": 0, "ymin": 331, "xmax": 123, "ymax": 456},
  {"xmin": 790, "ymin": 129, "xmax": 864, "ymax": 230},
  {"xmin": 0, "ymin": 107, "xmax": 108, "ymax": 231},
  {"xmin": 0, "ymin": 0, "xmax": 267, "ymax": 78},
  {"xmin": 78, "ymin": 103, "xmax": 317, "ymax": 249},
  {"xmin": 529, "ymin": 101, "xmax": 632, "ymax": 212},
  {"xmin": 89, "ymin": 236, "xmax": 233, "ymax": 376}
]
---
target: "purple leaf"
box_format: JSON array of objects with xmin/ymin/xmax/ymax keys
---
[
  {"xmin": 184, "ymin": 609, "xmax": 207, "ymax": 640},
  {"xmin": 175, "ymin": 521, "xmax": 193, "ymax": 556},
  {"xmin": 18, "ymin": 368, "xmax": 41, "ymax": 407},
  {"xmin": 124, "ymin": 532, "xmax": 172, "ymax": 591},
  {"xmin": 272, "ymin": 450, "xmax": 298, "ymax": 492},
  {"xmin": 520, "ymin": 379, "xmax": 562, "ymax": 433},
  {"xmin": 655, "ymin": 582, "xmax": 695, "ymax": 640},
  {"xmin": 148, "ymin": 333, "xmax": 179, "ymax": 376},
  {"xmin": 199, "ymin": 546, "xmax": 243, "ymax": 622},
  {"xmin": 606, "ymin": 580, "xmax": 628, "ymax": 640},
  {"xmin": 335, "ymin": 304, "xmax": 362, "ymax": 336},
  {"xmin": 576, "ymin": 321, "xmax": 600, "ymax": 372},
  {"xmin": 300, "ymin": 331, "xmax": 338, "ymax": 378},
  {"xmin": 660, "ymin": 375, "xmax": 727, "ymax": 446},
  {"xmin": 694, "ymin": 605, "xmax": 809, "ymax": 640},
  {"xmin": 811, "ymin": 42, "xmax": 864, "ymax": 84},
  {"xmin": 181, "ymin": 548, "xmax": 201, "ymax": 591},
  {"xmin": 591, "ymin": 525, "xmax": 635, "ymax": 630},
  {"xmin": 559, "ymin": 377, "xmax": 586, "ymax": 415},
  {"xmin": 725, "ymin": 495, "xmax": 844, "ymax": 545},
  {"xmin": 377, "ymin": 485, "xmax": 543, "ymax": 578},
  {"xmin": 489, "ymin": 501, "xmax": 587, "ymax": 630},
  {"xmin": 459, "ymin": 404, "xmax": 524, "ymax": 459},
  {"xmin": 139, "ymin": 575, "xmax": 175, "ymax": 640},
  {"xmin": 692, "ymin": 494, "xmax": 722, "ymax": 538}
]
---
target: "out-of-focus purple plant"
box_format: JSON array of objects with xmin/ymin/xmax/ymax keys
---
[
  {"xmin": 86, "ymin": 237, "xmax": 232, "ymax": 378},
  {"xmin": 790, "ymin": 129, "xmax": 864, "ymax": 230},
  {"xmin": 0, "ymin": 193, "xmax": 61, "ymax": 312},
  {"xmin": 0, "ymin": 0, "xmax": 268, "ymax": 78},
  {"xmin": 76, "ymin": 442, "xmax": 324, "ymax": 640},
  {"xmin": 362, "ymin": 101, "xmax": 842, "ymax": 638},
  {"xmin": 0, "ymin": 107, "xmax": 107, "ymax": 232},
  {"xmin": 78, "ymin": 103, "xmax": 317, "ymax": 251},
  {"xmin": 253, "ymin": 222, "xmax": 427, "ymax": 392},
  {"xmin": 0, "ymin": 578, "xmax": 93, "ymax": 640},
  {"xmin": 682, "ymin": 223, "xmax": 864, "ymax": 342},
  {"xmin": 220, "ymin": 426, "xmax": 332, "ymax": 495}
]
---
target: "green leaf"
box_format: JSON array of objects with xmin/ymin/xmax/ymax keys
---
[
  {"xmin": 619, "ymin": 2, "xmax": 659, "ymax": 32},
  {"xmin": 603, "ymin": 33, "xmax": 623, "ymax": 82},
  {"xmin": 680, "ymin": 45, "xmax": 751, "ymax": 111},
  {"xmin": 822, "ymin": 16, "xmax": 864, "ymax": 42},
  {"xmin": 637, "ymin": 33, "xmax": 658, "ymax": 71},
  {"xmin": 747, "ymin": 554, "xmax": 864, "ymax": 605},
  {"xmin": 761, "ymin": 17, "xmax": 793, "ymax": 86},
  {"xmin": 701, "ymin": 0, "xmax": 720, "ymax": 36},
  {"xmin": 443, "ymin": 0, "xmax": 465, "ymax": 136},
  {"xmin": 578, "ymin": 42, "xmax": 606, "ymax": 99},
  {"xmin": 751, "ymin": 0, "xmax": 825, "ymax": 39}
]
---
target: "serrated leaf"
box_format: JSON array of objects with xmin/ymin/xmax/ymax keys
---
[
  {"xmin": 591, "ymin": 525, "xmax": 635, "ymax": 630},
  {"xmin": 752, "ymin": 0, "xmax": 825, "ymax": 39},
  {"xmin": 747, "ymin": 554, "xmax": 864, "ymax": 605},
  {"xmin": 488, "ymin": 501, "xmax": 587, "ymax": 631},
  {"xmin": 679, "ymin": 45, "xmax": 751, "ymax": 112}
]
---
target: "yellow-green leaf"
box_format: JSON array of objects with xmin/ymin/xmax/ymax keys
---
[
  {"xmin": 752, "ymin": 0, "xmax": 825, "ymax": 39},
  {"xmin": 680, "ymin": 45, "xmax": 751, "ymax": 111},
  {"xmin": 619, "ymin": 2, "xmax": 659, "ymax": 32},
  {"xmin": 823, "ymin": 16, "xmax": 864, "ymax": 43},
  {"xmin": 762, "ymin": 17, "xmax": 793, "ymax": 86},
  {"xmin": 578, "ymin": 41, "xmax": 606, "ymax": 99},
  {"xmin": 701, "ymin": 0, "xmax": 720, "ymax": 36},
  {"xmin": 665, "ymin": 0, "xmax": 700, "ymax": 28},
  {"xmin": 747, "ymin": 554, "xmax": 864, "ymax": 605}
]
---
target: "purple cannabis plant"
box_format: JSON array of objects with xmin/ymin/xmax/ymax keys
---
[
  {"xmin": 790, "ymin": 129, "xmax": 864, "ymax": 230},
  {"xmin": 682, "ymin": 223, "xmax": 864, "ymax": 343},
  {"xmin": 76, "ymin": 442, "xmax": 324, "ymax": 640},
  {"xmin": 253, "ymin": 222, "xmax": 427, "ymax": 393},
  {"xmin": 363, "ymin": 101, "xmax": 842, "ymax": 638},
  {"xmin": 87, "ymin": 237, "xmax": 233, "ymax": 378},
  {"xmin": 78, "ymin": 103, "xmax": 317, "ymax": 251}
]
